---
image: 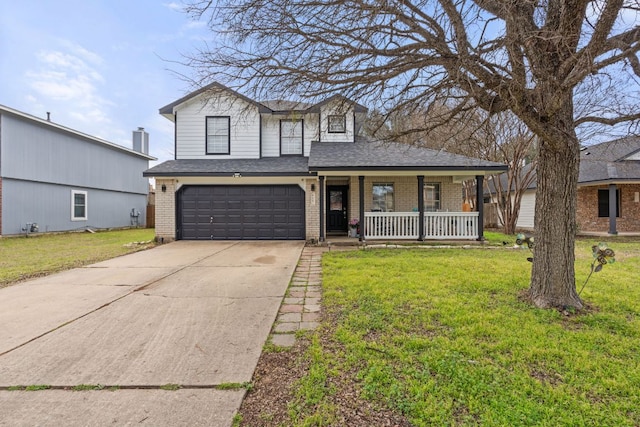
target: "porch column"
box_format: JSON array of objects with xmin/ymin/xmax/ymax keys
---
[
  {"xmin": 359, "ymin": 175, "xmax": 365, "ymax": 242},
  {"xmin": 608, "ymin": 183, "xmax": 618, "ymax": 235},
  {"xmin": 476, "ymin": 176, "xmax": 484, "ymax": 241},
  {"xmin": 319, "ymin": 176, "xmax": 325, "ymax": 242},
  {"xmin": 417, "ymin": 175, "xmax": 425, "ymax": 241}
]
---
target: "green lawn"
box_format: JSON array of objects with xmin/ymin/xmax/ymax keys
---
[
  {"xmin": 290, "ymin": 235, "xmax": 640, "ymax": 426},
  {"xmin": 0, "ymin": 229, "xmax": 156, "ymax": 287}
]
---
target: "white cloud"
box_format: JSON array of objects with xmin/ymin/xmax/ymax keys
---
[
  {"xmin": 185, "ymin": 20, "xmax": 206, "ymax": 30},
  {"xmin": 26, "ymin": 43, "xmax": 114, "ymax": 128},
  {"xmin": 163, "ymin": 2, "xmax": 183, "ymax": 12}
]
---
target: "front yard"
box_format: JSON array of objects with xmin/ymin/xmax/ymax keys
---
[
  {"xmin": 241, "ymin": 235, "xmax": 640, "ymax": 426},
  {"xmin": 0, "ymin": 229, "xmax": 155, "ymax": 287}
]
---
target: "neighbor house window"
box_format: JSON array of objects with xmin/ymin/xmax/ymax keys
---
[
  {"xmin": 328, "ymin": 115, "xmax": 346, "ymax": 133},
  {"xmin": 281, "ymin": 120, "xmax": 303, "ymax": 155},
  {"xmin": 424, "ymin": 183, "xmax": 441, "ymax": 212},
  {"xmin": 372, "ymin": 183, "xmax": 394, "ymax": 212},
  {"xmin": 206, "ymin": 116, "xmax": 230, "ymax": 155},
  {"xmin": 598, "ymin": 188, "xmax": 621, "ymax": 217},
  {"xmin": 71, "ymin": 190, "xmax": 88, "ymax": 221}
]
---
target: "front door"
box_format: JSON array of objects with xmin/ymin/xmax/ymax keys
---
[{"xmin": 327, "ymin": 185, "xmax": 348, "ymax": 233}]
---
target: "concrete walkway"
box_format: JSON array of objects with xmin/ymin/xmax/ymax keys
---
[{"xmin": 0, "ymin": 241, "xmax": 304, "ymax": 427}]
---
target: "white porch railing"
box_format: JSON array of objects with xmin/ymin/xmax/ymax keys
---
[{"xmin": 363, "ymin": 212, "xmax": 479, "ymax": 240}]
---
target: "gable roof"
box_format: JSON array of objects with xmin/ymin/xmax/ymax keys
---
[
  {"xmin": 305, "ymin": 94, "xmax": 368, "ymax": 114},
  {"xmin": 579, "ymin": 136, "xmax": 640, "ymax": 184},
  {"xmin": 159, "ymin": 82, "xmax": 272, "ymax": 119},
  {"xmin": 159, "ymin": 82, "xmax": 368, "ymax": 120},
  {"xmin": 0, "ymin": 104, "xmax": 156, "ymax": 160},
  {"xmin": 309, "ymin": 140, "xmax": 507, "ymax": 173}
]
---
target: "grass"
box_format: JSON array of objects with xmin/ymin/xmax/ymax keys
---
[
  {"xmin": 0, "ymin": 228, "xmax": 155, "ymax": 287},
  {"xmin": 290, "ymin": 235, "xmax": 640, "ymax": 426}
]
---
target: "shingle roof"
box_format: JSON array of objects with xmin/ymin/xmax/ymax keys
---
[
  {"xmin": 159, "ymin": 82, "xmax": 272, "ymax": 116},
  {"xmin": 143, "ymin": 157, "xmax": 311, "ymax": 177},
  {"xmin": 309, "ymin": 141, "xmax": 508, "ymax": 171},
  {"xmin": 579, "ymin": 136, "xmax": 640, "ymax": 183},
  {"xmin": 259, "ymin": 100, "xmax": 313, "ymax": 112}
]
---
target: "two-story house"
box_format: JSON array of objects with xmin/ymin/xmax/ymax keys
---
[
  {"xmin": 144, "ymin": 82, "xmax": 507, "ymax": 242},
  {"xmin": 0, "ymin": 105, "xmax": 155, "ymax": 236}
]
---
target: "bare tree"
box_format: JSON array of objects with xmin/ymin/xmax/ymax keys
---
[
  {"xmin": 483, "ymin": 115, "xmax": 538, "ymax": 235},
  {"xmin": 182, "ymin": 1, "xmax": 640, "ymax": 309}
]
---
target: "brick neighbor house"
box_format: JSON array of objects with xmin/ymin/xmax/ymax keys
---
[{"xmin": 489, "ymin": 137, "xmax": 640, "ymax": 234}]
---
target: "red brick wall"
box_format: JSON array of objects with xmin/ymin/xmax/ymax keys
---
[{"xmin": 576, "ymin": 184, "xmax": 640, "ymax": 233}]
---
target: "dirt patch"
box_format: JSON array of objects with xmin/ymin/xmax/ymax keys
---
[{"xmin": 238, "ymin": 325, "xmax": 411, "ymax": 426}]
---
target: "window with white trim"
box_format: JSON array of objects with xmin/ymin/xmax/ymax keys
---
[
  {"xmin": 372, "ymin": 183, "xmax": 394, "ymax": 212},
  {"xmin": 72, "ymin": 190, "xmax": 88, "ymax": 221},
  {"xmin": 328, "ymin": 115, "xmax": 346, "ymax": 133},
  {"xmin": 206, "ymin": 116, "xmax": 230, "ymax": 155},
  {"xmin": 280, "ymin": 120, "xmax": 303, "ymax": 155},
  {"xmin": 424, "ymin": 183, "xmax": 441, "ymax": 212}
]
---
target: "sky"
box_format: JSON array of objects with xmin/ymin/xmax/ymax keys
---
[{"xmin": 0, "ymin": 0, "xmax": 210, "ymax": 166}]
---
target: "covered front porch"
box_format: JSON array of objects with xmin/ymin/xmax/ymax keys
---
[
  {"xmin": 317, "ymin": 174, "xmax": 487, "ymax": 242},
  {"xmin": 308, "ymin": 139, "xmax": 508, "ymax": 242}
]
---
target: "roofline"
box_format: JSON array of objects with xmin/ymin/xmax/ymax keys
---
[
  {"xmin": 309, "ymin": 165, "xmax": 508, "ymax": 172},
  {"xmin": 578, "ymin": 178, "xmax": 640, "ymax": 186},
  {"xmin": 143, "ymin": 171, "xmax": 315, "ymax": 178},
  {"xmin": 160, "ymin": 83, "xmax": 369, "ymax": 119},
  {"xmin": 305, "ymin": 94, "xmax": 368, "ymax": 113},
  {"xmin": 159, "ymin": 82, "xmax": 272, "ymax": 117},
  {"xmin": 0, "ymin": 104, "xmax": 156, "ymax": 160}
]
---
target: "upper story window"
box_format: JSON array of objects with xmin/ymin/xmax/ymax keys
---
[
  {"xmin": 281, "ymin": 120, "xmax": 303, "ymax": 155},
  {"xmin": 424, "ymin": 183, "xmax": 441, "ymax": 212},
  {"xmin": 206, "ymin": 116, "xmax": 230, "ymax": 155},
  {"xmin": 328, "ymin": 115, "xmax": 346, "ymax": 133},
  {"xmin": 71, "ymin": 190, "xmax": 88, "ymax": 221},
  {"xmin": 372, "ymin": 183, "xmax": 394, "ymax": 212}
]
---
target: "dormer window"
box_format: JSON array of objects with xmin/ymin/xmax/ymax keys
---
[
  {"xmin": 281, "ymin": 120, "xmax": 303, "ymax": 155},
  {"xmin": 328, "ymin": 115, "xmax": 346, "ymax": 133},
  {"xmin": 206, "ymin": 116, "xmax": 230, "ymax": 155}
]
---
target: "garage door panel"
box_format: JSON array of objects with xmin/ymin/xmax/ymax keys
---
[{"xmin": 179, "ymin": 185, "xmax": 305, "ymax": 240}]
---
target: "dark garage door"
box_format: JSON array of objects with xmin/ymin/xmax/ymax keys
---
[{"xmin": 178, "ymin": 185, "xmax": 305, "ymax": 240}]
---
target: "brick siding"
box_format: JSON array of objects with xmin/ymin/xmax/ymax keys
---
[
  {"xmin": 304, "ymin": 178, "xmax": 320, "ymax": 241},
  {"xmin": 346, "ymin": 175, "xmax": 464, "ymax": 216},
  {"xmin": 577, "ymin": 184, "xmax": 640, "ymax": 233},
  {"xmin": 155, "ymin": 179, "xmax": 176, "ymax": 242}
]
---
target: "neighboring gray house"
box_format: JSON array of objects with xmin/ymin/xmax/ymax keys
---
[
  {"xmin": 145, "ymin": 82, "xmax": 507, "ymax": 242},
  {"xmin": 0, "ymin": 105, "xmax": 155, "ymax": 236}
]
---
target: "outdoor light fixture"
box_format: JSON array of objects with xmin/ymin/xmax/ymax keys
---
[
  {"xmin": 161, "ymin": 184, "xmax": 167, "ymax": 192},
  {"xmin": 233, "ymin": 172, "xmax": 242, "ymax": 178},
  {"xmin": 311, "ymin": 184, "xmax": 316, "ymax": 191}
]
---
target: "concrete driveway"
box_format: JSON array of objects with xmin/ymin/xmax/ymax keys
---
[{"xmin": 0, "ymin": 240, "xmax": 304, "ymax": 426}]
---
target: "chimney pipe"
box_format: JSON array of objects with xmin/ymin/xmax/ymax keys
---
[{"xmin": 46, "ymin": 112, "xmax": 51, "ymax": 121}]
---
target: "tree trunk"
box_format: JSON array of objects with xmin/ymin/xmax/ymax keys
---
[{"xmin": 529, "ymin": 109, "xmax": 582, "ymax": 309}]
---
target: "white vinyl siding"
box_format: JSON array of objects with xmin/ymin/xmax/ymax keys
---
[
  {"xmin": 262, "ymin": 114, "xmax": 316, "ymax": 157},
  {"xmin": 280, "ymin": 120, "xmax": 303, "ymax": 155},
  {"xmin": 515, "ymin": 191, "xmax": 535, "ymax": 229},
  {"xmin": 320, "ymin": 102, "xmax": 355, "ymax": 142},
  {"xmin": 175, "ymin": 94, "xmax": 260, "ymax": 159}
]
